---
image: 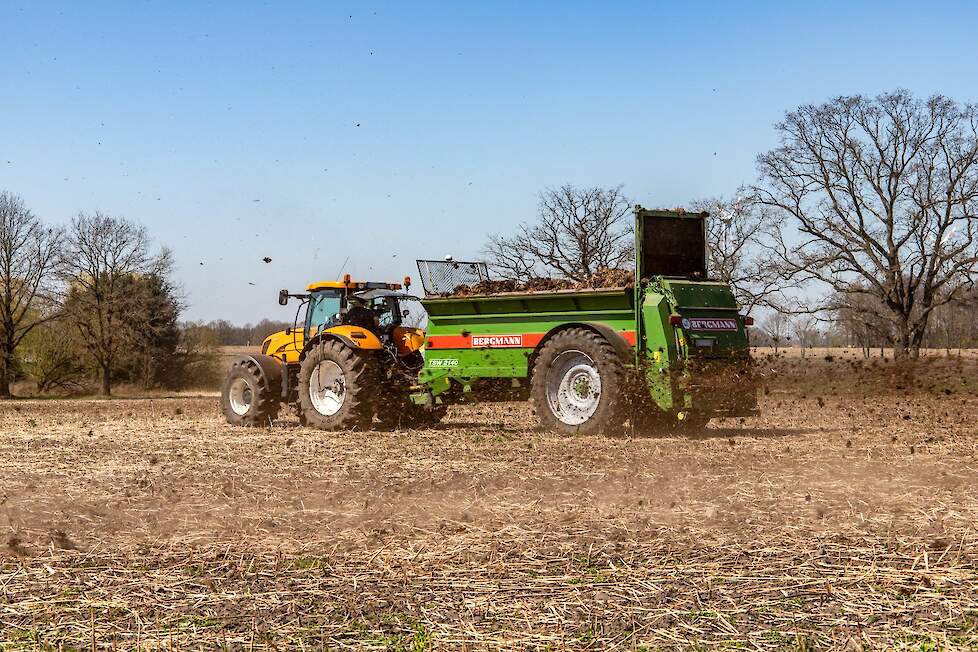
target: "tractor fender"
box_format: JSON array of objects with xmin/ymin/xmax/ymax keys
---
[
  {"xmin": 232, "ymin": 354, "xmax": 284, "ymax": 394},
  {"xmin": 299, "ymin": 330, "xmax": 378, "ymax": 360}
]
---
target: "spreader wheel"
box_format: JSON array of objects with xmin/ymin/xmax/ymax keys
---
[
  {"xmin": 531, "ymin": 328, "xmax": 626, "ymax": 435},
  {"xmin": 221, "ymin": 359, "xmax": 280, "ymax": 427}
]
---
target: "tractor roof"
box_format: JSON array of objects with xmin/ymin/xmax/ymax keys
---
[
  {"xmin": 353, "ymin": 288, "xmax": 417, "ymax": 301},
  {"xmin": 306, "ymin": 280, "xmax": 403, "ymax": 292}
]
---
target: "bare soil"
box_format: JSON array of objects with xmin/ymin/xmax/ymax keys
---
[{"xmin": 1, "ymin": 356, "xmax": 977, "ymax": 649}]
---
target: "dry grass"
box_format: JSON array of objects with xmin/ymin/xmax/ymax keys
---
[{"xmin": 1, "ymin": 356, "xmax": 977, "ymax": 649}]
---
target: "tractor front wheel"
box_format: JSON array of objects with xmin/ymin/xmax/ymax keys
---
[
  {"xmin": 297, "ymin": 341, "xmax": 374, "ymax": 431},
  {"xmin": 221, "ymin": 359, "xmax": 280, "ymax": 427}
]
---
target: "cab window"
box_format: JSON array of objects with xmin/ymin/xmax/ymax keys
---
[
  {"xmin": 370, "ymin": 297, "xmax": 397, "ymax": 330},
  {"xmin": 306, "ymin": 291, "xmax": 342, "ymax": 333},
  {"xmin": 398, "ymin": 298, "xmax": 427, "ymax": 329}
]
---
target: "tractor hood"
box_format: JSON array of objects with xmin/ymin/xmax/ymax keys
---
[{"xmin": 261, "ymin": 328, "xmax": 305, "ymax": 362}]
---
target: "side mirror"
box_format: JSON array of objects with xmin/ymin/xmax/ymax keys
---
[
  {"xmin": 402, "ymin": 309, "xmax": 410, "ymax": 317},
  {"xmin": 278, "ymin": 289, "xmax": 289, "ymax": 306},
  {"xmin": 285, "ymin": 327, "xmax": 292, "ymax": 335}
]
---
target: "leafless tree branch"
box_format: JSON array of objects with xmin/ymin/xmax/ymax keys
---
[
  {"xmin": 754, "ymin": 90, "xmax": 978, "ymax": 357},
  {"xmin": 484, "ymin": 184, "xmax": 633, "ymax": 282}
]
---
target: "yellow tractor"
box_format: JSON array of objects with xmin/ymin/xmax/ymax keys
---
[{"xmin": 221, "ymin": 275, "xmax": 443, "ymax": 430}]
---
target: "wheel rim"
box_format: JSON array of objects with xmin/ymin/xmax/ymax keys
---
[
  {"xmin": 228, "ymin": 377, "xmax": 253, "ymax": 416},
  {"xmin": 308, "ymin": 360, "xmax": 346, "ymax": 416},
  {"xmin": 546, "ymin": 350, "xmax": 601, "ymax": 426}
]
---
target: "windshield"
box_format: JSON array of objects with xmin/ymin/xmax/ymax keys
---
[{"xmin": 305, "ymin": 290, "xmax": 342, "ymax": 334}]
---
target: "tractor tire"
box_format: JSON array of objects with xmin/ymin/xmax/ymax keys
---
[
  {"xmin": 221, "ymin": 359, "xmax": 280, "ymax": 427},
  {"xmin": 531, "ymin": 328, "xmax": 626, "ymax": 435},
  {"xmin": 297, "ymin": 340, "xmax": 375, "ymax": 431}
]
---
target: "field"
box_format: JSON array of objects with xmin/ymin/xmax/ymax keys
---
[{"xmin": 1, "ymin": 354, "xmax": 977, "ymax": 649}]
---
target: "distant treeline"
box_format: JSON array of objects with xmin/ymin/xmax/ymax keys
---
[
  {"xmin": 749, "ymin": 289, "xmax": 978, "ymax": 356},
  {"xmin": 194, "ymin": 319, "xmax": 293, "ymax": 347}
]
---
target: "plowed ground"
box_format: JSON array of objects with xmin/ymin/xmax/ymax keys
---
[{"xmin": 1, "ymin": 354, "xmax": 977, "ymax": 649}]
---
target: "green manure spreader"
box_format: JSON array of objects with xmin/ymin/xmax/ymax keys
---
[{"xmin": 412, "ymin": 206, "xmax": 758, "ymax": 435}]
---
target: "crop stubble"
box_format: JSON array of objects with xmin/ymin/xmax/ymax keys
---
[{"xmin": 0, "ymin": 353, "xmax": 977, "ymax": 649}]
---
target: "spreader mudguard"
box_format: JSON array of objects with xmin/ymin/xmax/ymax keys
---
[{"xmin": 582, "ymin": 322, "xmax": 635, "ymax": 361}]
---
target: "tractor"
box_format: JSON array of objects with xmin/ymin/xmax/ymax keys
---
[{"xmin": 221, "ymin": 275, "xmax": 443, "ymax": 430}]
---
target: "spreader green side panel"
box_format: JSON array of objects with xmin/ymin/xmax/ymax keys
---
[
  {"xmin": 420, "ymin": 288, "xmax": 637, "ymax": 387},
  {"xmin": 640, "ymin": 290, "xmax": 678, "ymax": 411}
]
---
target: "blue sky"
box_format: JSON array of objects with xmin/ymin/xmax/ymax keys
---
[{"xmin": 3, "ymin": 1, "xmax": 977, "ymax": 322}]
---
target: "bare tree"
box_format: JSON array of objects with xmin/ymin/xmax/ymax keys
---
[
  {"xmin": 755, "ymin": 90, "xmax": 978, "ymax": 358},
  {"xmin": 483, "ymin": 233, "xmax": 537, "ymax": 283},
  {"xmin": 833, "ymin": 287, "xmax": 892, "ymax": 357},
  {"xmin": 690, "ymin": 194, "xmax": 785, "ymax": 315},
  {"xmin": 0, "ymin": 191, "xmax": 63, "ymax": 397},
  {"xmin": 760, "ymin": 312, "xmax": 792, "ymax": 353},
  {"xmin": 484, "ymin": 184, "xmax": 633, "ymax": 282},
  {"xmin": 924, "ymin": 289, "xmax": 978, "ymax": 351},
  {"xmin": 18, "ymin": 317, "xmax": 87, "ymax": 393},
  {"xmin": 61, "ymin": 212, "xmax": 173, "ymax": 396},
  {"xmin": 792, "ymin": 314, "xmax": 821, "ymax": 351}
]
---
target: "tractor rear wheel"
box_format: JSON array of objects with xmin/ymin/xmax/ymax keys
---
[
  {"xmin": 297, "ymin": 340, "xmax": 374, "ymax": 431},
  {"xmin": 531, "ymin": 328, "xmax": 626, "ymax": 435},
  {"xmin": 222, "ymin": 359, "xmax": 280, "ymax": 427}
]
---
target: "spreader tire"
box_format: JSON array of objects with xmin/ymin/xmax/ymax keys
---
[
  {"xmin": 531, "ymin": 328, "xmax": 626, "ymax": 435},
  {"xmin": 297, "ymin": 340, "xmax": 374, "ymax": 431},
  {"xmin": 221, "ymin": 359, "xmax": 280, "ymax": 427}
]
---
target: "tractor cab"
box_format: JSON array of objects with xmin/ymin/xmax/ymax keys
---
[
  {"xmin": 260, "ymin": 277, "xmax": 426, "ymax": 364},
  {"xmin": 349, "ymin": 288, "xmax": 427, "ymax": 357}
]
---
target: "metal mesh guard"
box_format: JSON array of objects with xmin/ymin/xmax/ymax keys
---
[{"xmin": 416, "ymin": 259, "xmax": 488, "ymax": 295}]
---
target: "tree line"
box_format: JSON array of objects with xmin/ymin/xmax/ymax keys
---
[
  {"xmin": 0, "ymin": 196, "xmax": 212, "ymax": 396},
  {"xmin": 485, "ymin": 90, "xmax": 978, "ymax": 359}
]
